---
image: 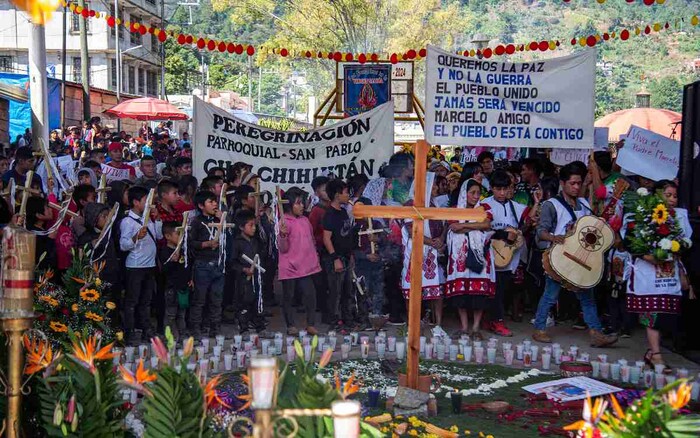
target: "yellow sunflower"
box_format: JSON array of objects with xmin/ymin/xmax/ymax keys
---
[
  {"xmin": 85, "ymin": 312, "xmax": 103, "ymax": 322},
  {"xmin": 105, "ymin": 301, "xmax": 116, "ymax": 310},
  {"xmin": 49, "ymin": 321, "xmax": 68, "ymax": 333},
  {"xmin": 652, "ymin": 204, "xmax": 669, "ymax": 225},
  {"xmin": 80, "ymin": 289, "xmax": 100, "ymax": 302},
  {"xmin": 671, "ymin": 240, "xmax": 681, "ymax": 253},
  {"xmin": 71, "ymin": 303, "xmax": 79, "ymax": 312}
]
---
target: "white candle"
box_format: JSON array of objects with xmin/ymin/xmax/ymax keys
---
[
  {"xmin": 630, "ymin": 366, "xmax": 641, "ymax": 385},
  {"xmin": 216, "ymin": 335, "xmax": 225, "ymax": 347},
  {"xmin": 502, "ymin": 342, "xmax": 512, "ymax": 352},
  {"xmin": 286, "ymin": 336, "xmax": 294, "ymax": 348},
  {"xmin": 360, "ymin": 342, "xmax": 369, "ymax": 359},
  {"xmin": 376, "ymin": 342, "xmax": 386, "ymax": 359},
  {"xmin": 654, "ymin": 364, "xmax": 667, "ymax": 374},
  {"xmin": 112, "ymin": 349, "xmax": 122, "ymax": 366},
  {"xmin": 591, "ymin": 361, "xmax": 601, "ymax": 378},
  {"xmin": 504, "ymin": 349, "xmax": 514, "ymax": 366},
  {"xmin": 213, "ymin": 345, "xmax": 222, "ymax": 358},
  {"xmin": 298, "ymin": 330, "xmax": 307, "ymax": 339},
  {"xmin": 236, "ymin": 351, "xmax": 247, "ymax": 368},
  {"xmin": 569, "ymin": 345, "xmax": 578, "ymax": 359},
  {"xmin": 516, "ymin": 344, "xmax": 524, "ymax": 361},
  {"xmin": 643, "ymin": 370, "xmax": 654, "ymax": 387},
  {"xmin": 523, "ymin": 340, "xmax": 532, "ymax": 350},
  {"xmin": 424, "ymin": 343, "xmax": 433, "ymax": 360},
  {"xmin": 350, "ymin": 332, "xmax": 359, "ymax": 345},
  {"xmin": 341, "ymin": 343, "xmax": 351, "ymax": 359},
  {"xmin": 201, "ymin": 338, "xmax": 210, "ymax": 353},
  {"xmin": 304, "ymin": 345, "xmax": 312, "ymax": 361},
  {"xmin": 198, "ymin": 359, "xmax": 209, "ymax": 379},
  {"xmin": 691, "ymin": 381, "xmax": 700, "ymax": 401},
  {"xmin": 541, "ymin": 353, "xmax": 551, "ymax": 370},
  {"xmin": 331, "ymin": 400, "xmax": 360, "ymax": 438},
  {"xmin": 611, "ymin": 363, "xmax": 621, "ymax": 381},
  {"xmin": 387, "ymin": 336, "xmax": 396, "ymax": 352},
  {"xmin": 210, "ymin": 357, "xmax": 219, "ymax": 373},
  {"xmin": 419, "ymin": 336, "xmax": 426, "ymax": 354},
  {"xmin": 224, "ymin": 354, "xmax": 233, "ymax": 371},
  {"xmin": 487, "ymin": 339, "xmax": 497, "ymax": 349},
  {"xmin": 125, "ymin": 346, "xmax": 135, "ymax": 363},
  {"xmin": 130, "ymin": 389, "xmax": 138, "ymax": 404},
  {"xmin": 487, "ymin": 347, "xmax": 496, "ymax": 364},
  {"xmin": 396, "ymin": 342, "xmax": 406, "ymax": 361},
  {"xmin": 665, "ymin": 375, "xmax": 677, "ymax": 385},
  {"xmin": 530, "ymin": 346, "xmax": 539, "ymax": 362},
  {"xmin": 195, "ymin": 346, "xmax": 205, "ymax": 361},
  {"xmin": 579, "ymin": 352, "xmax": 590, "ymax": 363},
  {"xmin": 329, "ymin": 337, "xmax": 338, "ymax": 351},
  {"xmin": 302, "ymin": 336, "xmax": 310, "ymax": 346},
  {"xmin": 249, "ymin": 334, "xmax": 259, "ymax": 346},
  {"xmin": 244, "ymin": 341, "xmax": 253, "ymax": 352},
  {"xmin": 655, "ymin": 373, "xmax": 666, "ymax": 390},
  {"xmin": 473, "ymin": 341, "xmax": 482, "ymax": 349},
  {"xmin": 150, "ymin": 356, "xmax": 158, "ymax": 369},
  {"xmin": 234, "ymin": 335, "xmax": 242, "ymax": 349},
  {"xmin": 464, "ymin": 346, "xmax": 473, "ymax": 362},
  {"xmin": 449, "ymin": 345, "xmax": 459, "ymax": 361},
  {"xmin": 139, "ymin": 344, "xmax": 149, "ymax": 360},
  {"xmin": 286, "ymin": 347, "xmax": 296, "ymax": 362},
  {"xmin": 261, "ymin": 339, "xmax": 271, "ymax": 356},
  {"xmin": 523, "ymin": 350, "xmax": 532, "ymax": 367},
  {"xmin": 618, "ymin": 359, "xmax": 628, "ymax": 367},
  {"xmin": 318, "ymin": 337, "xmax": 327, "ymax": 351},
  {"xmin": 621, "ymin": 365, "xmax": 630, "ymax": 383},
  {"xmin": 327, "ymin": 330, "xmax": 336, "ymax": 338},
  {"xmin": 474, "ymin": 346, "xmax": 484, "ymax": 364},
  {"xmin": 436, "ymin": 343, "xmax": 446, "ymax": 360},
  {"xmin": 360, "ymin": 336, "xmax": 369, "ymax": 346},
  {"xmin": 678, "ymin": 368, "xmax": 689, "ymax": 379},
  {"xmin": 601, "ymin": 362, "xmax": 610, "ymax": 379},
  {"xmin": 274, "ymin": 338, "xmax": 283, "ymax": 355},
  {"xmin": 597, "ymin": 354, "xmax": 608, "ymax": 363}
]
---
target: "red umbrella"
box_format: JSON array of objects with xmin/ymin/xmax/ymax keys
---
[{"xmin": 103, "ymin": 97, "xmax": 189, "ymax": 121}]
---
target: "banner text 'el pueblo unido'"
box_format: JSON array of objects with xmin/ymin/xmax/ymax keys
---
[
  {"xmin": 425, "ymin": 45, "xmax": 596, "ymax": 149},
  {"xmin": 193, "ymin": 98, "xmax": 395, "ymax": 192}
]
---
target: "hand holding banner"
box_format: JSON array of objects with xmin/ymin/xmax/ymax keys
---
[{"xmin": 616, "ymin": 125, "xmax": 679, "ymax": 181}]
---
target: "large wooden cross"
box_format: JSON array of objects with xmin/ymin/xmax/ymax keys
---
[{"xmin": 353, "ymin": 140, "xmax": 487, "ymax": 389}]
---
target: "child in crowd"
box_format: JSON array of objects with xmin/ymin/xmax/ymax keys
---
[
  {"xmin": 156, "ymin": 180, "xmax": 183, "ymax": 224},
  {"xmin": 70, "ymin": 184, "xmax": 97, "ymax": 240},
  {"xmin": 159, "ymin": 221, "xmax": 192, "ymax": 340},
  {"xmin": 176, "ymin": 175, "xmax": 198, "ymax": 212},
  {"xmin": 606, "ymin": 236, "xmax": 633, "ymax": 338},
  {"xmin": 230, "ymin": 209, "xmax": 266, "ymax": 333},
  {"xmin": 322, "ymin": 179, "xmax": 358, "ymax": 332},
  {"xmin": 119, "ymin": 186, "xmax": 163, "ymax": 345},
  {"xmin": 187, "ymin": 190, "xmax": 224, "ymax": 339},
  {"xmin": 278, "ymin": 187, "xmax": 321, "ymax": 335},
  {"xmin": 25, "ymin": 196, "xmax": 57, "ymax": 271},
  {"xmin": 308, "ymin": 176, "xmax": 330, "ymax": 319},
  {"xmin": 480, "ymin": 169, "xmax": 526, "ymax": 337}
]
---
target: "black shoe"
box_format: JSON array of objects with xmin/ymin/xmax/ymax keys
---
[
  {"xmin": 620, "ymin": 330, "xmax": 632, "ymax": 339},
  {"xmin": 572, "ymin": 317, "xmax": 586, "ymax": 330}
]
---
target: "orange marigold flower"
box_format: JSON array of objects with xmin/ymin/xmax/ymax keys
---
[
  {"xmin": 71, "ymin": 303, "xmax": 79, "ymax": 312},
  {"xmin": 105, "ymin": 301, "xmax": 116, "ymax": 310}
]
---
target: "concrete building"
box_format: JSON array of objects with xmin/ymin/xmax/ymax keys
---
[{"xmin": 0, "ymin": 0, "xmax": 162, "ymax": 96}]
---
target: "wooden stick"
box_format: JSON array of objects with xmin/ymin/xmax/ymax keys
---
[
  {"xmin": 276, "ymin": 185, "xmax": 289, "ymax": 227},
  {"xmin": 48, "ymin": 202, "xmax": 79, "ymax": 218},
  {"xmin": 96, "ymin": 174, "xmax": 111, "ymax": 204}
]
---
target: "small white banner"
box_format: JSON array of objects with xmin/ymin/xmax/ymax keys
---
[
  {"xmin": 616, "ymin": 125, "xmax": 679, "ymax": 181},
  {"xmin": 425, "ymin": 45, "xmax": 596, "ymax": 148}
]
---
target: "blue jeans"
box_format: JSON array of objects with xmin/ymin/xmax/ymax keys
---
[
  {"xmin": 534, "ymin": 277, "xmax": 602, "ymax": 331},
  {"xmin": 356, "ymin": 258, "xmax": 385, "ymax": 316},
  {"xmin": 189, "ymin": 261, "xmax": 225, "ymax": 336}
]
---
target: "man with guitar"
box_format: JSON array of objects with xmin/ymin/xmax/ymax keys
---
[{"xmin": 532, "ymin": 164, "xmax": 618, "ymax": 347}]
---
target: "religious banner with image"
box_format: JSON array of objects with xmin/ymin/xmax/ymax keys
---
[
  {"xmin": 616, "ymin": 125, "xmax": 680, "ymax": 181},
  {"xmin": 193, "ymin": 97, "xmax": 394, "ymax": 192},
  {"xmin": 343, "ymin": 65, "xmax": 392, "ymax": 116},
  {"xmin": 425, "ymin": 45, "xmax": 596, "ymax": 148}
]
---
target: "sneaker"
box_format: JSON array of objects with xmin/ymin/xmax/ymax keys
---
[
  {"xmin": 490, "ymin": 321, "xmax": 513, "ymax": 337},
  {"xmin": 532, "ymin": 330, "xmax": 553, "ymax": 343},
  {"xmin": 572, "ymin": 316, "xmax": 587, "ymax": 330},
  {"xmin": 589, "ymin": 329, "xmax": 618, "ymax": 348},
  {"xmin": 529, "ymin": 315, "xmax": 556, "ymax": 328},
  {"xmin": 287, "ymin": 326, "xmax": 299, "ymax": 336}
]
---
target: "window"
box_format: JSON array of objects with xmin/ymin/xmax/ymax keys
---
[
  {"xmin": 151, "ymin": 32, "xmax": 159, "ymax": 53},
  {"xmin": 128, "ymin": 66, "xmax": 135, "ymax": 94},
  {"xmin": 72, "ymin": 57, "xmax": 81, "ymax": 82},
  {"xmin": 130, "ymin": 16, "xmax": 142, "ymax": 44},
  {"xmin": 145, "ymin": 0, "xmax": 156, "ymax": 5},
  {"xmin": 71, "ymin": 4, "xmax": 90, "ymax": 33},
  {"xmin": 110, "ymin": 59, "xmax": 117, "ymax": 89},
  {"xmin": 138, "ymin": 69, "xmax": 145, "ymax": 95},
  {"xmin": 0, "ymin": 56, "xmax": 12, "ymax": 72},
  {"xmin": 147, "ymin": 71, "xmax": 158, "ymax": 96}
]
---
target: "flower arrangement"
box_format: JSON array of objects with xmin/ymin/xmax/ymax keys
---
[
  {"xmin": 564, "ymin": 380, "xmax": 700, "ymax": 437},
  {"xmin": 365, "ymin": 413, "xmax": 488, "ymax": 438},
  {"xmin": 623, "ymin": 189, "xmax": 691, "ymax": 261},
  {"xmin": 33, "ymin": 249, "xmax": 119, "ymax": 347}
]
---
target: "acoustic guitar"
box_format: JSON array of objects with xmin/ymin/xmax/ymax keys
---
[
  {"xmin": 543, "ymin": 215, "xmax": 614, "ymax": 292},
  {"xmin": 491, "ymin": 227, "xmax": 524, "ymax": 269}
]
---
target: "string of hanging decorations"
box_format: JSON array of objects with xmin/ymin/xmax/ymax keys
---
[{"xmin": 63, "ymin": 0, "xmax": 696, "ymax": 62}]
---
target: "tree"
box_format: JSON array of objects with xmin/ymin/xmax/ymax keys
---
[{"xmin": 649, "ymin": 76, "xmax": 684, "ymax": 112}]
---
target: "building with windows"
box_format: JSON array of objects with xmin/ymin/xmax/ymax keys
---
[{"xmin": 0, "ymin": 0, "xmax": 162, "ymax": 97}]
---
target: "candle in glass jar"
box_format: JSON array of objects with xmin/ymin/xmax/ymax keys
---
[
  {"xmin": 504, "ymin": 349, "xmax": 514, "ymax": 366},
  {"xmin": 474, "ymin": 346, "xmax": 484, "ymax": 364},
  {"xmin": 424, "ymin": 343, "xmax": 433, "ymax": 360},
  {"xmin": 224, "ymin": 354, "xmax": 233, "ymax": 371},
  {"xmin": 464, "ymin": 345, "xmax": 473, "ymax": 362},
  {"xmin": 515, "ymin": 344, "xmax": 524, "ymax": 361},
  {"xmin": 331, "ymin": 400, "xmax": 360, "ymax": 438},
  {"xmin": 341, "ymin": 343, "xmax": 351, "ymax": 359},
  {"xmin": 541, "ymin": 353, "xmax": 551, "ymax": 370},
  {"xmin": 396, "ymin": 342, "xmax": 406, "ymax": 361},
  {"xmin": 387, "ymin": 336, "xmax": 396, "ymax": 352},
  {"xmin": 487, "ymin": 347, "xmax": 497, "ymax": 364},
  {"xmin": 449, "ymin": 345, "xmax": 459, "ymax": 361},
  {"xmin": 376, "ymin": 342, "xmax": 386, "ymax": 359},
  {"xmin": 360, "ymin": 341, "xmax": 369, "ymax": 359},
  {"xmin": 436, "ymin": 343, "xmax": 446, "ymax": 360},
  {"xmin": 523, "ymin": 350, "xmax": 532, "ymax": 367}
]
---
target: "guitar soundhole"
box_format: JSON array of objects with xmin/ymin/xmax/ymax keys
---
[{"xmin": 579, "ymin": 226, "xmax": 604, "ymax": 251}]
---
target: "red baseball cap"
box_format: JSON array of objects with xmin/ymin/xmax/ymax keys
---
[{"xmin": 108, "ymin": 142, "xmax": 122, "ymax": 152}]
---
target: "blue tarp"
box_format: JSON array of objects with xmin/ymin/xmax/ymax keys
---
[{"xmin": 0, "ymin": 72, "xmax": 62, "ymax": 142}]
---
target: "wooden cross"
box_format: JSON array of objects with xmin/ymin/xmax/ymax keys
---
[
  {"xmin": 48, "ymin": 202, "xmax": 79, "ymax": 219},
  {"xmin": 16, "ymin": 170, "xmax": 41, "ymax": 226},
  {"xmin": 276, "ymin": 185, "xmax": 289, "ymax": 227},
  {"xmin": 353, "ymin": 140, "xmax": 487, "ymax": 390},
  {"xmin": 166, "ymin": 211, "xmax": 190, "ymax": 263},
  {"xmin": 219, "ymin": 182, "xmax": 228, "ymax": 210},
  {"xmin": 204, "ymin": 211, "xmax": 235, "ymax": 240},
  {"xmin": 1, "ymin": 177, "xmax": 15, "ymax": 204},
  {"xmin": 249, "ymin": 179, "xmax": 265, "ymax": 219},
  {"xmin": 357, "ymin": 218, "xmax": 385, "ymax": 254},
  {"xmin": 33, "ymin": 140, "xmax": 56, "ymax": 186},
  {"xmin": 96, "ymin": 174, "xmax": 111, "ymax": 204},
  {"xmin": 141, "ymin": 188, "xmax": 157, "ymax": 227}
]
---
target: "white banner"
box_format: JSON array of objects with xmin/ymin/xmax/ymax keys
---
[
  {"xmin": 617, "ymin": 125, "xmax": 679, "ymax": 181},
  {"xmin": 36, "ymin": 156, "xmax": 77, "ymax": 196},
  {"xmin": 101, "ymin": 163, "xmax": 132, "ymax": 182},
  {"xmin": 550, "ymin": 148, "xmax": 592, "ymax": 166},
  {"xmin": 193, "ymin": 97, "xmax": 395, "ymax": 191},
  {"xmin": 425, "ymin": 45, "xmax": 596, "ymax": 148}
]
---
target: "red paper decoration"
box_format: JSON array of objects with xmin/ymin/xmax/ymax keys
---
[
  {"xmin": 177, "ymin": 34, "xmax": 186, "ymax": 44},
  {"xmin": 196, "ymin": 38, "xmax": 205, "ymax": 49},
  {"xmin": 371, "ymin": 53, "xmax": 379, "ymax": 62},
  {"xmin": 505, "ymin": 44, "xmax": 515, "ymax": 54},
  {"xmin": 158, "ymin": 30, "xmax": 167, "ymax": 43},
  {"xmin": 419, "ymin": 48, "xmax": 427, "ymax": 57},
  {"xmin": 345, "ymin": 53, "xmax": 353, "ymax": 61},
  {"xmin": 333, "ymin": 52, "xmax": 342, "ymax": 62},
  {"xmin": 81, "ymin": 8, "xmax": 88, "ymax": 18},
  {"xmin": 494, "ymin": 45, "xmax": 505, "ymax": 55},
  {"xmin": 305, "ymin": 51, "xmax": 312, "ymax": 58},
  {"xmin": 280, "ymin": 48, "xmax": 288, "ymax": 57},
  {"xmin": 644, "ymin": 25, "xmax": 651, "ymax": 34},
  {"xmin": 218, "ymin": 41, "xmax": 226, "ymax": 52},
  {"xmin": 620, "ymin": 29, "xmax": 630, "ymax": 40},
  {"xmin": 538, "ymin": 40, "xmax": 549, "ymax": 51},
  {"xmin": 603, "ymin": 32, "xmax": 610, "ymax": 40},
  {"xmin": 358, "ymin": 53, "xmax": 367, "ymax": 64},
  {"xmin": 529, "ymin": 41, "xmax": 538, "ymax": 51},
  {"xmin": 643, "ymin": 0, "xmax": 654, "ymax": 4},
  {"xmin": 586, "ymin": 35, "xmax": 597, "ymax": 46},
  {"xmin": 207, "ymin": 40, "xmax": 216, "ymax": 51},
  {"xmin": 107, "ymin": 16, "xmax": 115, "ymax": 27},
  {"xmin": 246, "ymin": 45, "xmax": 255, "ymax": 56},
  {"xmin": 390, "ymin": 53, "xmax": 398, "ymax": 64},
  {"xmin": 235, "ymin": 44, "xmax": 243, "ymax": 55},
  {"xmin": 138, "ymin": 26, "xmax": 147, "ymax": 35},
  {"xmin": 186, "ymin": 35, "xmax": 193, "ymax": 44},
  {"xmin": 482, "ymin": 48, "xmax": 492, "ymax": 58},
  {"xmin": 89, "ymin": 9, "xmax": 95, "ymax": 17},
  {"xmin": 407, "ymin": 49, "xmax": 417, "ymax": 59}
]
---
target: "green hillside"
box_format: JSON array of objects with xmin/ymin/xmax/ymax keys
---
[{"xmin": 165, "ymin": 0, "xmax": 700, "ymax": 117}]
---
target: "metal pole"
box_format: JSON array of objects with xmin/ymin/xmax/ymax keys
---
[
  {"xmin": 60, "ymin": 5, "xmax": 67, "ymax": 129},
  {"xmin": 247, "ymin": 56, "xmax": 252, "ymax": 111},
  {"xmin": 28, "ymin": 23, "xmax": 49, "ymax": 151},
  {"xmin": 201, "ymin": 54, "xmax": 206, "ymax": 98},
  {"xmin": 115, "ymin": 0, "xmax": 121, "ymax": 131},
  {"xmin": 78, "ymin": 0, "xmax": 90, "ymax": 122},
  {"xmin": 160, "ymin": 0, "xmax": 165, "ymax": 99},
  {"xmin": 257, "ymin": 67, "xmax": 262, "ymax": 111}
]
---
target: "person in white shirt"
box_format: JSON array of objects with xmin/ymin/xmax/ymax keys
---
[{"xmin": 120, "ymin": 185, "xmax": 163, "ymax": 345}]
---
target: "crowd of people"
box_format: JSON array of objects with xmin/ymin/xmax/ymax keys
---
[{"xmin": 1, "ymin": 122, "xmax": 695, "ymax": 373}]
